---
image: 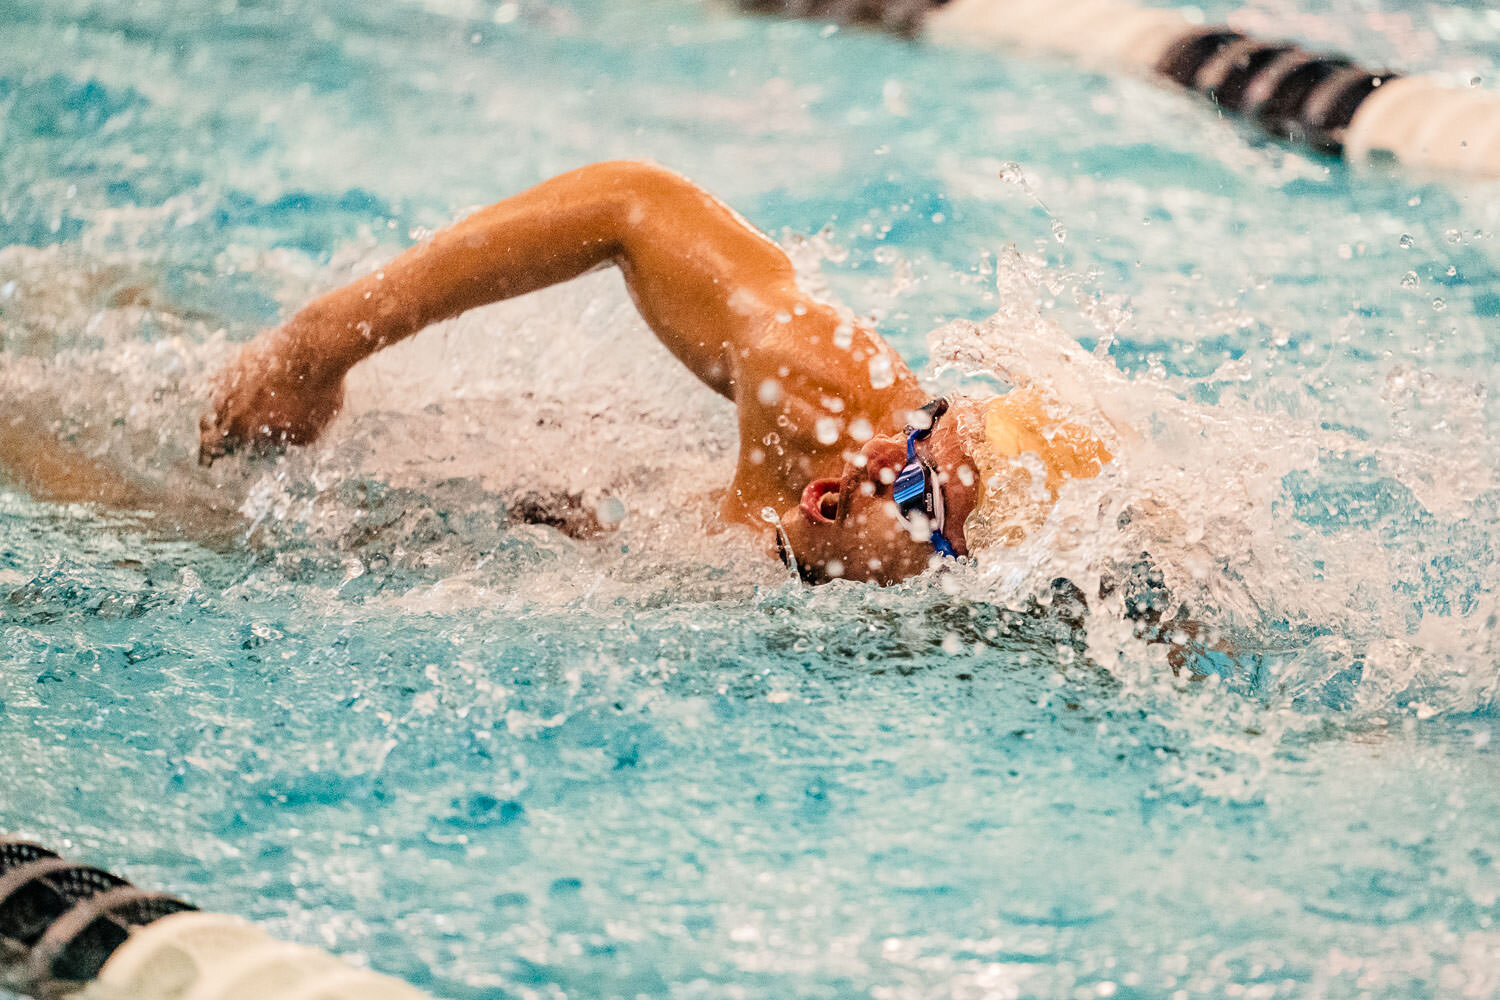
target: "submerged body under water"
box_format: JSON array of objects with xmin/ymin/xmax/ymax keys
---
[{"xmin": 2, "ymin": 1, "xmax": 1500, "ymax": 997}]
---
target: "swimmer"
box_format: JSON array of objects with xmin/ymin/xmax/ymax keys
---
[{"xmin": 199, "ymin": 160, "xmax": 1113, "ymax": 586}]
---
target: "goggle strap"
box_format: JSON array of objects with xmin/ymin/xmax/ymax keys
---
[
  {"xmin": 930, "ymin": 531, "xmax": 956, "ymax": 558},
  {"xmin": 901, "ymin": 396, "xmax": 958, "ymax": 560}
]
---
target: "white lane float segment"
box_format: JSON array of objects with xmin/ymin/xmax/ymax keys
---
[
  {"xmin": 1342, "ymin": 75, "xmax": 1451, "ymax": 162},
  {"xmin": 279, "ymin": 967, "xmax": 432, "ymax": 1000},
  {"xmin": 735, "ymin": 0, "xmax": 1500, "ymax": 179},
  {"xmin": 88, "ymin": 912, "xmax": 276, "ymax": 1000},
  {"xmin": 85, "ymin": 916, "xmax": 437, "ymax": 1000},
  {"xmin": 930, "ymin": 0, "xmax": 1192, "ymax": 70},
  {"xmin": 177, "ymin": 941, "xmax": 348, "ymax": 1000},
  {"xmin": 0, "ymin": 840, "xmax": 439, "ymax": 1000}
]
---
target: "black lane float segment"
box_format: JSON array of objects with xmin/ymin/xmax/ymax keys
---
[
  {"xmin": 0, "ymin": 862, "xmax": 130, "ymax": 948},
  {"xmin": 1255, "ymin": 57, "xmax": 1359, "ymax": 148},
  {"xmin": 0, "ymin": 845, "xmax": 58, "ymax": 878},
  {"xmin": 734, "ymin": 0, "xmax": 932, "ymax": 34},
  {"xmin": 30, "ymin": 888, "xmax": 197, "ymax": 998},
  {"xmin": 1305, "ymin": 69, "xmax": 1399, "ymax": 137},
  {"xmin": 1203, "ymin": 42, "xmax": 1300, "ymax": 113},
  {"xmin": 728, "ymin": 1, "xmax": 1415, "ymax": 166},
  {"xmin": 1239, "ymin": 49, "xmax": 1332, "ymax": 121},
  {"xmin": 1192, "ymin": 37, "xmax": 1264, "ymax": 102},
  {"xmin": 1156, "ymin": 30, "xmax": 1246, "ymax": 88}
]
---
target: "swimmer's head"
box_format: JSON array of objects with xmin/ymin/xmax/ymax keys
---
[{"xmin": 777, "ymin": 398, "xmax": 981, "ymax": 586}]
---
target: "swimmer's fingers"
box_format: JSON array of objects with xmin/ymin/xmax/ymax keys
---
[
  {"xmin": 197, "ymin": 410, "xmax": 227, "ymax": 466},
  {"xmin": 198, "ymin": 336, "xmax": 347, "ymax": 466},
  {"xmin": 198, "ymin": 369, "xmax": 239, "ymax": 466},
  {"xmin": 197, "ymin": 404, "xmax": 267, "ymax": 466},
  {"xmin": 198, "ymin": 363, "xmax": 257, "ymax": 466}
]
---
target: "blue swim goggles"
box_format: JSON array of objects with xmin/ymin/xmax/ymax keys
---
[{"xmin": 891, "ymin": 397, "xmax": 957, "ymax": 558}]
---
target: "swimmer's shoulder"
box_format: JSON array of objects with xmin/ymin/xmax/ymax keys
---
[{"xmin": 982, "ymin": 388, "xmax": 1111, "ymax": 484}]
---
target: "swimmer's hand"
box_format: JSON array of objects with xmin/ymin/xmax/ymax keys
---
[{"xmin": 199, "ymin": 328, "xmax": 346, "ymax": 465}]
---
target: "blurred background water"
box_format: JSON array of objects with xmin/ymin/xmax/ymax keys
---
[{"xmin": 1, "ymin": 1, "xmax": 1499, "ymax": 997}]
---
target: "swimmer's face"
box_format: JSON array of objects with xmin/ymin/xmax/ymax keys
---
[{"xmin": 777, "ymin": 424, "xmax": 977, "ymax": 586}]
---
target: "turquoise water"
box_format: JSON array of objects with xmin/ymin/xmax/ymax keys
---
[{"xmin": 3, "ymin": 1, "xmax": 1500, "ymax": 997}]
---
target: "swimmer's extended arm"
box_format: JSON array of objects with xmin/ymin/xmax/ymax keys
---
[{"xmin": 200, "ymin": 160, "xmax": 834, "ymax": 461}]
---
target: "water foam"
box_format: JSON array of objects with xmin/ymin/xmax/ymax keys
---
[{"xmin": 924, "ymin": 247, "xmax": 1500, "ymax": 726}]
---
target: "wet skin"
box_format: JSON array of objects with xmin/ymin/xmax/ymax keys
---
[
  {"xmin": 200, "ymin": 161, "xmax": 1098, "ymax": 583},
  {"xmin": 777, "ymin": 397, "xmax": 985, "ymax": 584}
]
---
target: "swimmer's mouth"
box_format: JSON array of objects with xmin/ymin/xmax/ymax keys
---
[{"xmin": 801, "ymin": 478, "xmax": 842, "ymax": 524}]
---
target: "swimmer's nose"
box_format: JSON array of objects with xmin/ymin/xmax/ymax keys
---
[{"xmin": 859, "ymin": 436, "xmax": 907, "ymax": 487}]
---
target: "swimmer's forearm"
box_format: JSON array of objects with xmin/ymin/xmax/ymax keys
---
[
  {"xmin": 280, "ymin": 160, "xmax": 799, "ymax": 384},
  {"xmin": 282, "ymin": 173, "xmax": 625, "ymax": 375}
]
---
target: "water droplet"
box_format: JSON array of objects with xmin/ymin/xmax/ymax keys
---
[
  {"xmin": 760, "ymin": 507, "xmax": 780, "ymax": 524},
  {"xmin": 848, "ymin": 417, "xmax": 874, "ymax": 442},
  {"xmin": 1401, "ymin": 271, "xmax": 1420, "ymax": 289},
  {"xmin": 833, "ymin": 323, "xmax": 854, "ymax": 350},
  {"xmin": 825, "ymin": 558, "xmax": 844, "ymax": 579},
  {"xmin": 594, "ymin": 496, "xmax": 627, "ymax": 525},
  {"xmin": 1050, "ymin": 219, "xmax": 1067, "ymax": 244},
  {"xmin": 815, "ymin": 418, "xmax": 840, "ymax": 445},
  {"xmin": 1447, "ymin": 265, "xmax": 1458, "ymax": 276},
  {"xmin": 1471, "ymin": 76, "xmax": 1484, "ymax": 88},
  {"xmin": 1407, "ymin": 196, "xmax": 1421, "ymax": 207},
  {"xmin": 1398, "ymin": 233, "xmax": 1415, "ymax": 249},
  {"xmin": 1432, "ymin": 297, "xmax": 1447, "ymax": 312},
  {"xmin": 757, "ymin": 379, "xmax": 782, "ymax": 405},
  {"xmin": 1445, "ymin": 228, "xmax": 1462, "ymax": 245},
  {"xmin": 941, "ymin": 632, "xmax": 963, "ymax": 656},
  {"xmin": 868, "ymin": 353, "xmax": 894, "ymax": 389}
]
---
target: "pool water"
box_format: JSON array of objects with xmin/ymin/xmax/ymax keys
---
[{"xmin": 2, "ymin": 0, "xmax": 1499, "ymax": 997}]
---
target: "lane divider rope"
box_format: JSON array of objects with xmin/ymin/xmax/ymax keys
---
[
  {"xmin": 0, "ymin": 839, "xmax": 431, "ymax": 1000},
  {"xmin": 732, "ymin": 0, "xmax": 1500, "ymax": 178}
]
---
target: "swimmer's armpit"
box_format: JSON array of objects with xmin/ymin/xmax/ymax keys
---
[{"xmin": 506, "ymin": 490, "xmax": 610, "ymax": 539}]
